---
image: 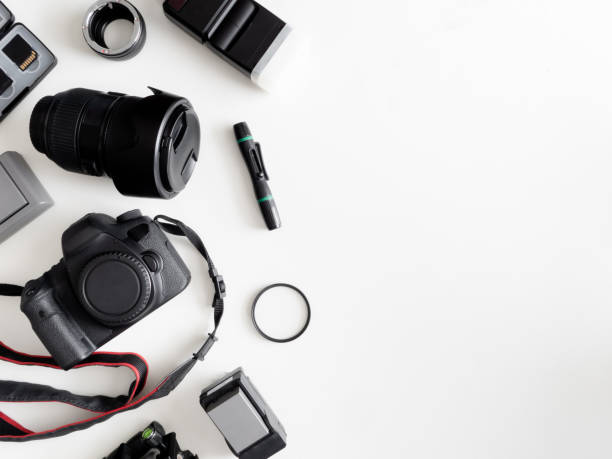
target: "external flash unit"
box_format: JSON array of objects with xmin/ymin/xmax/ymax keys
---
[{"xmin": 163, "ymin": 0, "xmax": 294, "ymax": 90}]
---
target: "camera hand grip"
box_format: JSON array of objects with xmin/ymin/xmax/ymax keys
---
[{"xmin": 21, "ymin": 271, "xmax": 97, "ymax": 370}]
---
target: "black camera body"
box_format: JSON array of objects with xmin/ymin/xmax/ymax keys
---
[{"xmin": 21, "ymin": 210, "xmax": 191, "ymax": 370}]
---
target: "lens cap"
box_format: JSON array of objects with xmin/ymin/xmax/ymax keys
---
[
  {"xmin": 159, "ymin": 105, "xmax": 199, "ymax": 194},
  {"xmin": 104, "ymin": 87, "xmax": 201, "ymax": 199},
  {"xmin": 79, "ymin": 252, "xmax": 152, "ymax": 326}
]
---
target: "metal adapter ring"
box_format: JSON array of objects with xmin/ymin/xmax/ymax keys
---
[
  {"xmin": 251, "ymin": 283, "xmax": 311, "ymax": 343},
  {"xmin": 82, "ymin": 0, "xmax": 146, "ymax": 60}
]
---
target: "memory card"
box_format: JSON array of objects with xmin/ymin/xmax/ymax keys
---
[{"xmin": 3, "ymin": 34, "xmax": 37, "ymax": 71}]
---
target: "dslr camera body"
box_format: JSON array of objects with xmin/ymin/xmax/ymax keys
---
[{"xmin": 21, "ymin": 210, "xmax": 191, "ymax": 369}]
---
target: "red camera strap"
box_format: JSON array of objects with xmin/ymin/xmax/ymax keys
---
[
  {"xmin": 0, "ymin": 338, "xmax": 204, "ymax": 441},
  {"xmin": 0, "ymin": 216, "xmax": 225, "ymax": 442}
]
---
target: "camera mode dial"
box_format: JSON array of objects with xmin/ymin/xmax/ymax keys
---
[{"xmin": 78, "ymin": 251, "xmax": 153, "ymax": 326}]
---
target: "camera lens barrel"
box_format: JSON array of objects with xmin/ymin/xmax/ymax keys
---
[
  {"xmin": 30, "ymin": 87, "xmax": 201, "ymax": 199},
  {"xmin": 30, "ymin": 88, "xmax": 114, "ymax": 176}
]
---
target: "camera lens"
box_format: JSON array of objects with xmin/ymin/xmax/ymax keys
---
[{"xmin": 29, "ymin": 87, "xmax": 200, "ymax": 199}]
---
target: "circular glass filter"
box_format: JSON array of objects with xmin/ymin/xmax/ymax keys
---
[{"xmin": 251, "ymin": 283, "xmax": 311, "ymax": 343}]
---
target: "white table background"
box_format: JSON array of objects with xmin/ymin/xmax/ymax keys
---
[{"xmin": 1, "ymin": 0, "xmax": 612, "ymax": 457}]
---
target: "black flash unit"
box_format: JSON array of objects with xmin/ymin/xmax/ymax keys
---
[
  {"xmin": 200, "ymin": 368, "xmax": 287, "ymax": 459},
  {"xmin": 163, "ymin": 0, "xmax": 292, "ymax": 88}
]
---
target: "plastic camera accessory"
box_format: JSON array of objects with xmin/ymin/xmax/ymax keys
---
[
  {"xmin": 233, "ymin": 122, "xmax": 282, "ymax": 231},
  {"xmin": 104, "ymin": 421, "xmax": 198, "ymax": 459},
  {"xmin": 201, "ymin": 368, "xmax": 287, "ymax": 459},
  {"xmin": 83, "ymin": 0, "xmax": 146, "ymax": 60},
  {"xmin": 251, "ymin": 283, "xmax": 311, "ymax": 343},
  {"xmin": 0, "ymin": 1, "xmax": 56, "ymax": 122},
  {"xmin": 163, "ymin": 0, "xmax": 293, "ymax": 88},
  {"xmin": 0, "ymin": 151, "xmax": 53, "ymax": 245}
]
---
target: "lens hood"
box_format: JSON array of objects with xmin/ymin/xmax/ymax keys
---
[{"xmin": 104, "ymin": 87, "xmax": 200, "ymax": 198}]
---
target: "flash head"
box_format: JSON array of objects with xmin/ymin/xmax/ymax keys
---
[{"xmin": 163, "ymin": 0, "xmax": 293, "ymax": 89}]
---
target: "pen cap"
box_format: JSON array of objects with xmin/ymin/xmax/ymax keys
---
[{"xmin": 234, "ymin": 122, "xmax": 252, "ymax": 141}]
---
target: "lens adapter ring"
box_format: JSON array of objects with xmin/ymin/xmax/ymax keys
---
[
  {"xmin": 251, "ymin": 283, "xmax": 311, "ymax": 343},
  {"xmin": 83, "ymin": 0, "xmax": 146, "ymax": 60}
]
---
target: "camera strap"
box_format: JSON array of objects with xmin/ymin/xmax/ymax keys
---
[{"xmin": 0, "ymin": 215, "xmax": 226, "ymax": 442}]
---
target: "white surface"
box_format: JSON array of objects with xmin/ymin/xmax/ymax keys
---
[{"xmin": 1, "ymin": 0, "xmax": 612, "ymax": 458}]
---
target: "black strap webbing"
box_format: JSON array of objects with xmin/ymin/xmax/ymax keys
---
[
  {"xmin": 0, "ymin": 285, "xmax": 23, "ymax": 297},
  {"xmin": 0, "ymin": 216, "xmax": 225, "ymax": 442}
]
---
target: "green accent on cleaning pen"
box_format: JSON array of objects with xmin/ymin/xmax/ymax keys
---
[{"xmin": 237, "ymin": 135, "xmax": 253, "ymax": 143}]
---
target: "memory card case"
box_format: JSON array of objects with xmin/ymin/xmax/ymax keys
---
[{"xmin": 0, "ymin": 2, "xmax": 56, "ymax": 122}]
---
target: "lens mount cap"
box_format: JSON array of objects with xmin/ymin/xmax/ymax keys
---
[{"xmin": 79, "ymin": 251, "xmax": 152, "ymax": 326}]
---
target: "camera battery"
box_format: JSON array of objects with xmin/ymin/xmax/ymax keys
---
[
  {"xmin": 200, "ymin": 369, "xmax": 287, "ymax": 459},
  {"xmin": 0, "ymin": 151, "xmax": 53, "ymax": 244},
  {"xmin": 0, "ymin": 1, "xmax": 56, "ymax": 122}
]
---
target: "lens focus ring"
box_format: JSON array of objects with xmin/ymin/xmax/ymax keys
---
[
  {"xmin": 30, "ymin": 89, "xmax": 93, "ymax": 174},
  {"xmin": 29, "ymin": 96, "xmax": 53, "ymax": 153}
]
